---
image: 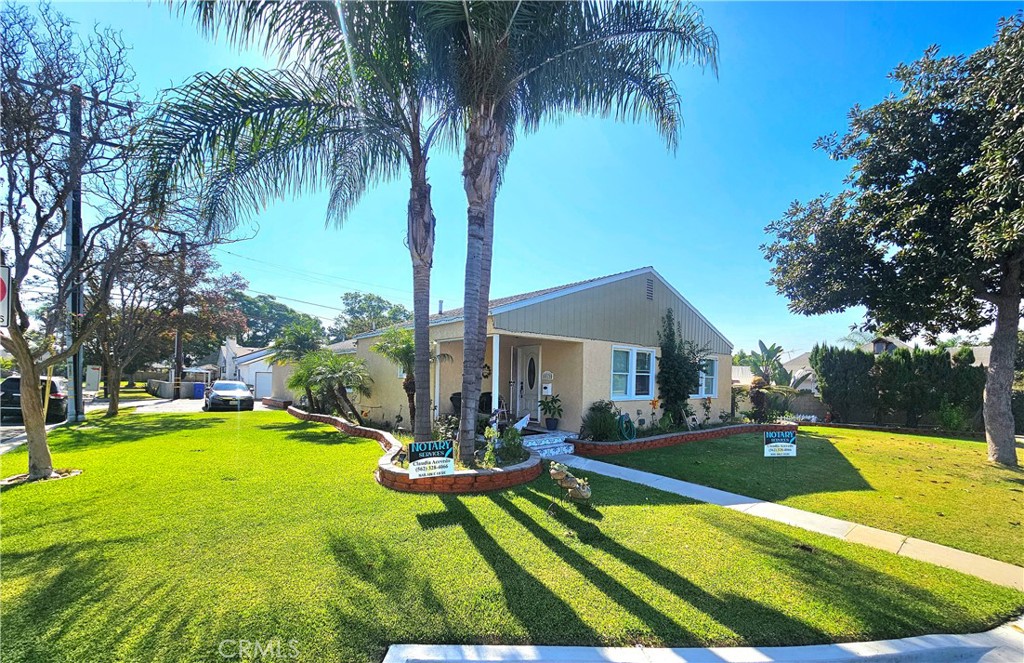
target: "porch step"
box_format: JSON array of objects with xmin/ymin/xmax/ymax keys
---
[{"xmin": 522, "ymin": 430, "xmax": 575, "ymax": 458}]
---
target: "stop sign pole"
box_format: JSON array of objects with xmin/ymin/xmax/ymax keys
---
[{"xmin": 0, "ymin": 265, "xmax": 10, "ymax": 329}]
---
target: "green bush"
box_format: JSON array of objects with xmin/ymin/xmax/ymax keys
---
[
  {"xmin": 498, "ymin": 427, "xmax": 528, "ymax": 464},
  {"xmin": 580, "ymin": 400, "xmax": 619, "ymax": 441},
  {"xmin": 1013, "ymin": 390, "xmax": 1024, "ymax": 435},
  {"xmin": 937, "ymin": 399, "xmax": 970, "ymax": 432}
]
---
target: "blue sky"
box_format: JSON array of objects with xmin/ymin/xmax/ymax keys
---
[{"xmin": 59, "ymin": 1, "xmax": 1020, "ymax": 360}]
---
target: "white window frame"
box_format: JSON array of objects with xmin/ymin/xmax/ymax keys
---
[
  {"xmin": 610, "ymin": 345, "xmax": 656, "ymax": 401},
  {"xmin": 691, "ymin": 358, "xmax": 719, "ymax": 398}
]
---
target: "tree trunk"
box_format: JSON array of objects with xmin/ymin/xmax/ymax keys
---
[
  {"xmin": 402, "ymin": 373, "xmax": 416, "ymax": 430},
  {"xmin": 984, "ymin": 284, "xmax": 1020, "ymax": 467},
  {"xmin": 338, "ymin": 387, "xmax": 365, "ymax": 426},
  {"xmin": 407, "ymin": 139, "xmax": 436, "ymax": 444},
  {"xmin": 105, "ymin": 364, "xmax": 122, "ymax": 417},
  {"xmin": 4, "ymin": 325, "xmax": 55, "ymax": 479},
  {"xmin": 303, "ymin": 386, "xmax": 316, "ymax": 413},
  {"xmin": 457, "ymin": 115, "xmax": 504, "ymax": 463}
]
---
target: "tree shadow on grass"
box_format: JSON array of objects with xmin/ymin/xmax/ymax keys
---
[
  {"xmin": 605, "ymin": 432, "xmax": 873, "ymax": 501},
  {"xmin": 324, "ymin": 530, "xmax": 456, "ymax": 662},
  {"xmin": 43, "ymin": 415, "xmax": 224, "ymax": 453},
  {"xmin": 416, "ymin": 497, "xmax": 601, "ymax": 646},
  {"xmin": 257, "ymin": 421, "xmax": 359, "ymax": 445},
  {"xmin": 496, "ymin": 489, "xmax": 831, "ymax": 647}
]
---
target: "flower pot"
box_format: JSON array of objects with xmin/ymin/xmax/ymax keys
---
[
  {"xmin": 568, "ymin": 485, "xmax": 591, "ymax": 501},
  {"xmin": 545, "ymin": 417, "xmax": 559, "ymax": 431},
  {"xmin": 558, "ymin": 476, "xmax": 578, "ymax": 489}
]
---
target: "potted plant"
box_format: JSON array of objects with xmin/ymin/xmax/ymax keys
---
[{"xmin": 540, "ymin": 394, "xmax": 563, "ymax": 431}]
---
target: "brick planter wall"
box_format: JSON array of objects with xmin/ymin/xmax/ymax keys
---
[
  {"xmin": 286, "ymin": 407, "xmax": 543, "ymax": 493},
  {"xmin": 571, "ymin": 423, "xmax": 798, "ymax": 457}
]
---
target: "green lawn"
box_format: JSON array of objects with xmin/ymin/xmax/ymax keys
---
[
  {"xmin": 103, "ymin": 380, "xmax": 159, "ymax": 400},
  {"xmin": 606, "ymin": 425, "xmax": 1024, "ymax": 566},
  {"xmin": 1, "ymin": 413, "xmax": 1021, "ymax": 663}
]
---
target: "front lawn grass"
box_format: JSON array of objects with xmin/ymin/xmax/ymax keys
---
[
  {"xmin": 1, "ymin": 413, "xmax": 1021, "ymax": 663},
  {"xmin": 102, "ymin": 380, "xmax": 158, "ymax": 400},
  {"xmin": 606, "ymin": 425, "xmax": 1024, "ymax": 566}
]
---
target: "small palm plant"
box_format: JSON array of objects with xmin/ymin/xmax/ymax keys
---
[
  {"xmin": 371, "ymin": 326, "xmax": 451, "ymax": 436},
  {"xmin": 287, "ymin": 349, "xmax": 372, "ymax": 424}
]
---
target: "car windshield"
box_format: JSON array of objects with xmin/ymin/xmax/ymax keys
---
[{"xmin": 212, "ymin": 382, "xmax": 247, "ymax": 392}]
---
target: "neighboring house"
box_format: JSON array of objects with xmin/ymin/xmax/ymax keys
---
[
  {"xmin": 216, "ymin": 337, "xmax": 263, "ymax": 383},
  {"xmin": 270, "ymin": 267, "xmax": 733, "ymax": 431},
  {"xmin": 235, "ymin": 348, "xmax": 275, "ymax": 399},
  {"xmin": 781, "ymin": 352, "xmax": 819, "ymax": 394},
  {"xmin": 859, "ymin": 336, "xmax": 910, "ymax": 355}
]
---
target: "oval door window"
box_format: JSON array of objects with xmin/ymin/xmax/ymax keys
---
[{"xmin": 527, "ymin": 357, "xmax": 536, "ymax": 390}]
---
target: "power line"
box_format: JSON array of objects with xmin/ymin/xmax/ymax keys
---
[
  {"xmin": 244, "ymin": 288, "xmax": 346, "ymax": 313},
  {"xmin": 213, "ymin": 247, "xmax": 412, "ymax": 297}
]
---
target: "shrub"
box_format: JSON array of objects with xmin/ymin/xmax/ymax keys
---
[
  {"xmin": 580, "ymin": 400, "xmax": 619, "ymax": 441},
  {"xmin": 937, "ymin": 399, "xmax": 970, "ymax": 432},
  {"xmin": 657, "ymin": 308, "xmax": 704, "ymax": 423},
  {"xmin": 433, "ymin": 415, "xmax": 459, "ymax": 441},
  {"xmin": 498, "ymin": 426, "xmax": 527, "ymax": 464}
]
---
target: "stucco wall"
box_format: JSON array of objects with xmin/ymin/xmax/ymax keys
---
[
  {"xmin": 270, "ymin": 362, "xmax": 300, "ymax": 402},
  {"xmin": 353, "ymin": 340, "xmax": 412, "ymax": 427}
]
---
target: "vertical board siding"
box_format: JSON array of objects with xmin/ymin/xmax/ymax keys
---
[{"xmin": 492, "ymin": 273, "xmax": 731, "ymax": 354}]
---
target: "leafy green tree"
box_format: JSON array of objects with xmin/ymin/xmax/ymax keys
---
[
  {"xmin": 330, "ymin": 292, "xmax": 411, "ymax": 341},
  {"xmin": 656, "ymin": 309, "xmax": 705, "ymax": 423},
  {"xmin": 231, "ymin": 293, "xmax": 320, "ymax": 348},
  {"xmin": 270, "ymin": 319, "xmax": 325, "ymax": 366},
  {"xmin": 145, "ymin": 2, "xmax": 449, "ymax": 444},
  {"xmin": 287, "ymin": 349, "xmax": 371, "ymax": 424},
  {"xmin": 874, "ymin": 348, "xmax": 951, "ymax": 427},
  {"xmin": 763, "ymin": 17, "xmax": 1024, "ymax": 465},
  {"xmin": 809, "ymin": 345, "xmax": 876, "ymax": 423},
  {"xmin": 732, "ymin": 350, "xmax": 751, "ymax": 366},
  {"xmin": 421, "ymin": 1, "xmax": 719, "ymax": 462}
]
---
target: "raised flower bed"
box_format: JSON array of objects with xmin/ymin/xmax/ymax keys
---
[
  {"xmin": 287, "ymin": 407, "xmax": 543, "ymax": 493},
  {"xmin": 570, "ymin": 422, "xmax": 798, "ymax": 457}
]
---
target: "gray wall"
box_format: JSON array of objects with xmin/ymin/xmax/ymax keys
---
[{"xmin": 492, "ymin": 271, "xmax": 731, "ymax": 354}]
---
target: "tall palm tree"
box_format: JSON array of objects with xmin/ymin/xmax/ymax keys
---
[
  {"xmin": 145, "ymin": 1, "xmax": 452, "ymax": 442},
  {"xmin": 421, "ymin": 1, "xmax": 719, "ymax": 461}
]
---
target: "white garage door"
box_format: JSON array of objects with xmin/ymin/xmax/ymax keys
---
[{"xmin": 254, "ymin": 372, "xmax": 272, "ymax": 399}]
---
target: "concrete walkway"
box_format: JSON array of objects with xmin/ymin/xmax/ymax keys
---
[
  {"xmin": 384, "ymin": 615, "xmax": 1024, "ymax": 662},
  {"xmin": 554, "ymin": 455, "xmax": 1024, "ymax": 592}
]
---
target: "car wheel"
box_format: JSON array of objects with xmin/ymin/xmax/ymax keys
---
[{"xmin": 202, "ymin": 403, "xmax": 209, "ymax": 412}]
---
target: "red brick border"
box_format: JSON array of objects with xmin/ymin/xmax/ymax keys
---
[
  {"xmin": 286, "ymin": 407, "xmax": 543, "ymax": 493},
  {"xmin": 261, "ymin": 397, "xmax": 292, "ymax": 409},
  {"xmin": 570, "ymin": 423, "xmax": 799, "ymax": 456}
]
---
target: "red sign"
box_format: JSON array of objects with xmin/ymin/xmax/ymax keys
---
[{"xmin": 0, "ymin": 266, "xmax": 9, "ymax": 328}]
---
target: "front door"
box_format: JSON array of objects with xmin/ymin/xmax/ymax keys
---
[{"xmin": 516, "ymin": 345, "xmax": 541, "ymax": 420}]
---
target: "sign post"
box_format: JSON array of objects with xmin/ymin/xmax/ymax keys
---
[
  {"xmin": 764, "ymin": 430, "xmax": 797, "ymax": 457},
  {"xmin": 407, "ymin": 440, "xmax": 456, "ymax": 480},
  {"xmin": 0, "ymin": 265, "xmax": 10, "ymax": 328}
]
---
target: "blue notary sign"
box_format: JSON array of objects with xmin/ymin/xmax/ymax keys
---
[
  {"xmin": 408, "ymin": 440, "xmax": 455, "ymax": 479},
  {"xmin": 764, "ymin": 430, "xmax": 797, "ymax": 457}
]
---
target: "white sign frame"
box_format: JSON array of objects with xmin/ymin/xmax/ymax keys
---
[
  {"xmin": 407, "ymin": 439, "xmax": 456, "ymax": 480},
  {"xmin": 764, "ymin": 430, "xmax": 797, "ymax": 457}
]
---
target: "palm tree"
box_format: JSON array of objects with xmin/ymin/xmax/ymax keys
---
[
  {"xmin": 748, "ymin": 340, "xmax": 785, "ymax": 384},
  {"xmin": 420, "ymin": 1, "xmax": 719, "ymax": 461},
  {"xmin": 287, "ymin": 349, "xmax": 372, "ymax": 424},
  {"xmin": 269, "ymin": 318, "xmax": 325, "ymax": 366},
  {"xmin": 145, "ymin": 1, "xmax": 452, "ymax": 443},
  {"xmin": 370, "ymin": 325, "xmax": 451, "ymax": 432}
]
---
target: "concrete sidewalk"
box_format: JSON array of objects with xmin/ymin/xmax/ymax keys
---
[
  {"xmin": 383, "ymin": 615, "xmax": 1024, "ymax": 662},
  {"xmin": 554, "ymin": 455, "xmax": 1024, "ymax": 592}
]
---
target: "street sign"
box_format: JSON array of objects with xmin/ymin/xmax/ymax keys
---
[
  {"xmin": 764, "ymin": 430, "xmax": 797, "ymax": 457},
  {"xmin": 407, "ymin": 439, "xmax": 455, "ymax": 480},
  {"xmin": 0, "ymin": 266, "xmax": 10, "ymax": 328}
]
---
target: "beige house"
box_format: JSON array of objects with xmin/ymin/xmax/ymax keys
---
[{"xmin": 271, "ymin": 267, "xmax": 732, "ymax": 433}]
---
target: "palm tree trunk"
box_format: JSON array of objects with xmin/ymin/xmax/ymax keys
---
[
  {"xmin": 403, "ymin": 373, "xmax": 416, "ymax": 430},
  {"xmin": 408, "ymin": 156, "xmax": 435, "ymax": 443},
  {"xmin": 105, "ymin": 364, "xmax": 122, "ymax": 417},
  {"xmin": 303, "ymin": 386, "xmax": 316, "ymax": 412},
  {"xmin": 984, "ymin": 262, "xmax": 1020, "ymax": 467},
  {"xmin": 458, "ymin": 114, "xmax": 504, "ymax": 463},
  {"xmin": 338, "ymin": 387, "xmax": 365, "ymax": 426}
]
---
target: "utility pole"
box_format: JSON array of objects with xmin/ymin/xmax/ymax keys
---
[
  {"xmin": 15, "ymin": 77, "xmax": 132, "ymax": 422},
  {"xmin": 66, "ymin": 85, "xmax": 85, "ymax": 422}
]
